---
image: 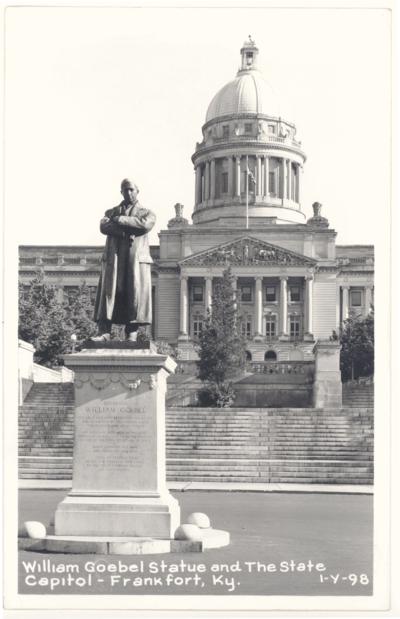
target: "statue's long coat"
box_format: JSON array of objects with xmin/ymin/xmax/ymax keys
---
[{"xmin": 94, "ymin": 201, "xmax": 156, "ymax": 325}]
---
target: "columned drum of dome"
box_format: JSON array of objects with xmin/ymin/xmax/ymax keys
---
[{"xmin": 191, "ymin": 38, "xmax": 306, "ymax": 227}]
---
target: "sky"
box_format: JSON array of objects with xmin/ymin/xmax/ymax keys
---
[{"xmin": 5, "ymin": 6, "xmax": 391, "ymax": 247}]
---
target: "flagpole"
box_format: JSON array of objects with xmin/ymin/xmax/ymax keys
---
[{"xmin": 246, "ymin": 155, "xmax": 249, "ymax": 230}]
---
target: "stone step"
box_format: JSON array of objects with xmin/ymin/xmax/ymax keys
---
[
  {"xmin": 167, "ymin": 442, "xmax": 373, "ymax": 450},
  {"xmin": 19, "ymin": 450, "xmax": 73, "ymax": 456},
  {"xmin": 168, "ymin": 467, "xmax": 374, "ymax": 475},
  {"xmin": 167, "ymin": 470, "xmax": 374, "ymax": 479},
  {"xmin": 166, "ymin": 450, "xmax": 373, "ymax": 457},
  {"xmin": 165, "ymin": 437, "xmax": 373, "ymax": 449},
  {"xmin": 167, "ymin": 411, "xmax": 374, "ymax": 416},
  {"xmin": 166, "ymin": 423, "xmax": 373, "ymax": 429},
  {"xmin": 166, "ymin": 424, "xmax": 372, "ymax": 429},
  {"xmin": 166, "ymin": 475, "xmax": 374, "ymax": 484},
  {"xmin": 166, "ymin": 453, "xmax": 373, "ymax": 461},
  {"xmin": 167, "ymin": 407, "xmax": 373, "ymax": 412},
  {"xmin": 165, "ymin": 430, "xmax": 372, "ymax": 436}
]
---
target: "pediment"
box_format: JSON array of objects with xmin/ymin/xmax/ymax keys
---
[{"xmin": 180, "ymin": 236, "xmax": 316, "ymax": 268}]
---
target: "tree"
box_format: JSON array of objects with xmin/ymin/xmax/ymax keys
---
[
  {"xmin": 197, "ymin": 268, "xmax": 246, "ymax": 407},
  {"xmin": 63, "ymin": 283, "xmax": 97, "ymax": 343},
  {"xmin": 18, "ymin": 271, "xmax": 70, "ymax": 367},
  {"xmin": 19, "ymin": 274, "xmax": 97, "ymax": 367},
  {"xmin": 338, "ymin": 307, "xmax": 374, "ymax": 381}
]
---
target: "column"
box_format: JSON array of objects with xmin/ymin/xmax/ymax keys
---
[
  {"xmin": 205, "ymin": 277, "xmax": 213, "ymax": 315},
  {"xmin": 305, "ymin": 275, "xmax": 313, "ymax": 336},
  {"xmin": 204, "ymin": 161, "xmax": 210, "ymax": 201},
  {"xmin": 342, "ymin": 285, "xmax": 349, "ymax": 322},
  {"xmin": 57, "ymin": 287, "xmax": 64, "ymax": 303},
  {"xmin": 365, "ymin": 285, "xmax": 373, "ymax": 316},
  {"xmin": 264, "ymin": 155, "xmax": 269, "ymax": 198},
  {"xmin": 279, "ymin": 276, "xmax": 288, "ymax": 338},
  {"xmin": 281, "ymin": 158, "xmax": 287, "ymax": 200},
  {"xmin": 179, "ymin": 276, "xmax": 189, "ymax": 337},
  {"xmin": 228, "ymin": 156, "xmax": 234, "ymax": 197},
  {"xmin": 256, "ymin": 156, "xmax": 262, "ymax": 198},
  {"xmin": 287, "ymin": 159, "xmax": 291, "ymax": 199},
  {"xmin": 195, "ymin": 165, "xmax": 202, "ymax": 206},
  {"xmin": 235, "ymin": 156, "xmax": 241, "ymax": 197},
  {"xmin": 210, "ymin": 159, "xmax": 216, "ymax": 200},
  {"xmin": 232, "ymin": 275, "xmax": 238, "ymax": 312},
  {"xmin": 297, "ymin": 165, "xmax": 301, "ymax": 203},
  {"xmin": 255, "ymin": 276, "xmax": 263, "ymax": 336},
  {"xmin": 287, "ymin": 160, "xmax": 292, "ymax": 201},
  {"xmin": 231, "ymin": 275, "xmax": 238, "ymax": 294}
]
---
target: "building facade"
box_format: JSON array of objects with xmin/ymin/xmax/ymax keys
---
[{"xmin": 19, "ymin": 39, "xmax": 374, "ymax": 361}]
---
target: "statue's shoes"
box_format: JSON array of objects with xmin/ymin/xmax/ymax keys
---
[
  {"xmin": 126, "ymin": 332, "xmax": 138, "ymax": 342},
  {"xmin": 90, "ymin": 333, "xmax": 111, "ymax": 342}
]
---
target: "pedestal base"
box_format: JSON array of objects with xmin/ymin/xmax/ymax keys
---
[
  {"xmin": 19, "ymin": 528, "xmax": 230, "ymax": 554},
  {"xmin": 55, "ymin": 491, "xmax": 180, "ymax": 538}
]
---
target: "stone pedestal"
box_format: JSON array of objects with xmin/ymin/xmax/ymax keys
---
[
  {"xmin": 313, "ymin": 341, "xmax": 342, "ymax": 408},
  {"xmin": 54, "ymin": 345, "xmax": 180, "ymax": 538}
]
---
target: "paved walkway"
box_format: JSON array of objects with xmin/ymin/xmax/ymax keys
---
[
  {"xmin": 19, "ymin": 479, "xmax": 373, "ymax": 493},
  {"xmin": 18, "ymin": 489, "xmax": 373, "ymax": 596}
]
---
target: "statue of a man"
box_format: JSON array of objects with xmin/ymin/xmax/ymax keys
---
[{"xmin": 92, "ymin": 178, "xmax": 156, "ymax": 342}]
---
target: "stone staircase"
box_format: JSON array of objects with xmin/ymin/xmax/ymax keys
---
[
  {"xmin": 18, "ymin": 384, "xmax": 374, "ymax": 485},
  {"xmin": 19, "ymin": 383, "xmax": 75, "ymax": 480},
  {"xmin": 342, "ymin": 382, "xmax": 374, "ymax": 408},
  {"xmin": 166, "ymin": 408, "xmax": 373, "ymax": 484}
]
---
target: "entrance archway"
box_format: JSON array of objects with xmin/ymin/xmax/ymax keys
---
[{"xmin": 264, "ymin": 350, "xmax": 277, "ymax": 361}]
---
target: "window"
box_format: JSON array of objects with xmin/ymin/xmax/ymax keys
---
[
  {"xmin": 241, "ymin": 285, "xmax": 252, "ymax": 302},
  {"xmin": 88, "ymin": 286, "xmax": 97, "ymax": 301},
  {"xmin": 245, "ymin": 350, "xmax": 252, "ymax": 361},
  {"xmin": 290, "ymin": 316, "xmax": 301, "ymax": 339},
  {"xmin": 265, "ymin": 315, "xmax": 276, "ymax": 339},
  {"xmin": 265, "ymin": 350, "xmax": 277, "ymax": 361},
  {"xmin": 221, "ymin": 172, "xmax": 228, "ymax": 194},
  {"xmin": 244, "ymin": 123, "xmax": 253, "ymax": 134},
  {"xmin": 193, "ymin": 319, "xmax": 204, "ymax": 338},
  {"xmin": 290, "ymin": 286, "xmax": 300, "ymax": 302},
  {"xmin": 265, "ymin": 286, "xmax": 276, "ymax": 302},
  {"xmin": 222, "ymin": 125, "xmax": 229, "ymax": 138},
  {"xmin": 64, "ymin": 286, "xmax": 79, "ymax": 301},
  {"xmin": 193, "ymin": 285, "xmax": 203, "ymax": 302},
  {"xmin": 350, "ymin": 290, "xmax": 362, "ymax": 306},
  {"xmin": 268, "ymin": 124, "xmax": 276, "ymax": 134},
  {"xmin": 241, "ymin": 318, "xmax": 252, "ymax": 339},
  {"xmin": 269, "ymin": 171, "xmax": 276, "ymax": 195}
]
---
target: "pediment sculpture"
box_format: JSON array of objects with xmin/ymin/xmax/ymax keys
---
[{"xmin": 180, "ymin": 237, "xmax": 316, "ymax": 268}]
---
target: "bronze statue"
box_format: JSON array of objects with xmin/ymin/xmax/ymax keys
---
[{"xmin": 92, "ymin": 178, "xmax": 156, "ymax": 342}]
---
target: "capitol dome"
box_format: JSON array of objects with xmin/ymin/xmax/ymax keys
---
[
  {"xmin": 192, "ymin": 38, "xmax": 306, "ymax": 227},
  {"xmin": 206, "ymin": 70, "xmax": 281, "ymax": 123}
]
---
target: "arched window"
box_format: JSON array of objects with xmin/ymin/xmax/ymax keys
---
[
  {"xmin": 264, "ymin": 350, "xmax": 277, "ymax": 361},
  {"xmin": 245, "ymin": 350, "xmax": 252, "ymax": 361}
]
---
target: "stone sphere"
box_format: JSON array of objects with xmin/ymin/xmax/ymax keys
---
[
  {"xmin": 187, "ymin": 512, "xmax": 211, "ymax": 529},
  {"xmin": 174, "ymin": 524, "xmax": 204, "ymax": 542},
  {"xmin": 21, "ymin": 521, "xmax": 47, "ymax": 539}
]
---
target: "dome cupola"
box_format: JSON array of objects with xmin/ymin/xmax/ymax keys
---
[
  {"xmin": 192, "ymin": 38, "xmax": 306, "ymax": 227},
  {"xmin": 239, "ymin": 35, "xmax": 259, "ymax": 72}
]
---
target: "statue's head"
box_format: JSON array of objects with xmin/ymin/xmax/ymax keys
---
[
  {"xmin": 312, "ymin": 201, "xmax": 322, "ymax": 217},
  {"xmin": 120, "ymin": 178, "xmax": 139, "ymax": 204}
]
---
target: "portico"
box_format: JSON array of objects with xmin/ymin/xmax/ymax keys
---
[
  {"xmin": 177, "ymin": 236, "xmax": 316, "ymax": 355},
  {"xmin": 179, "ymin": 272, "xmax": 314, "ymax": 341}
]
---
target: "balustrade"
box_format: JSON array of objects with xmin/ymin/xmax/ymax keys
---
[{"xmin": 247, "ymin": 360, "xmax": 315, "ymax": 379}]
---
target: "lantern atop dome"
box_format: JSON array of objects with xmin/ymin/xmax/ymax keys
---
[{"xmin": 238, "ymin": 35, "xmax": 259, "ymax": 73}]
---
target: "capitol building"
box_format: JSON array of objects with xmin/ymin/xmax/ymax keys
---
[{"xmin": 19, "ymin": 38, "xmax": 374, "ymax": 362}]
